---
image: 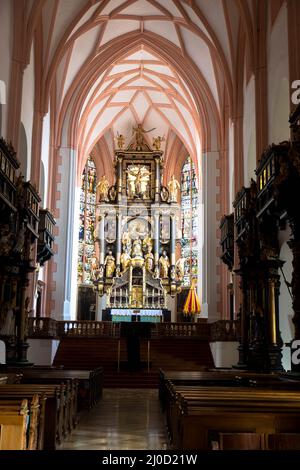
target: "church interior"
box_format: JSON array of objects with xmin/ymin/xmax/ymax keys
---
[{"xmin": 1, "ymin": 0, "xmax": 300, "ymax": 452}]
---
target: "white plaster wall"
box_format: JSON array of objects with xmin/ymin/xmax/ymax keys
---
[
  {"xmin": 41, "ymin": 112, "xmax": 50, "ymax": 207},
  {"xmin": 20, "ymin": 45, "xmax": 35, "ymax": 180},
  {"xmin": 52, "ymin": 148, "xmax": 77, "ymax": 320},
  {"xmin": 0, "ymin": 0, "xmax": 12, "ymax": 138},
  {"xmin": 27, "ymin": 339, "xmax": 60, "ymax": 365},
  {"xmin": 278, "ymin": 231, "xmax": 294, "ymax": 371},
  {"xmin": 210, "ymin": 341, "xmax": 239, "ymax": 368},
  {"xmin": 267, "ymin": 4, "xmax": 290, "ymax": 144},
  {"xmin": 243, "ymin": 75, "xmax": 256, "ymax": 184},
  {"xmin": 202, "ymin": 151, "xmax": 219, "ymax": 321},
  {"xmin": 70, "ymin": 186, "xmax": 80, "ymax": 319}
]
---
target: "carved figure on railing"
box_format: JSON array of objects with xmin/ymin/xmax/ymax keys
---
[
  {"xmin": 250, "ymin": 303, "xmax": 265, "ymax": 344},
  {"xmin": 167, "ymin": 175, "xmax": 180, "ymax": 203},
  {"xmin": 104, "ymin": 250, "xmax": 115, "ymax": 278},
  {"xmin": 159, "ymin": 250, "xmax": 170, "ymax": 278}
]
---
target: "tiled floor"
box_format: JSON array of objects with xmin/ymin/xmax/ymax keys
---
[{"xmin": 60, "ymin": 389, "xmax": 168, "ymax": 450}]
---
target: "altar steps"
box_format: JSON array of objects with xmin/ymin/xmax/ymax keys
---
[{"xmin": 53, "ymin": 336, "xmax": 214, "ymax": 387}]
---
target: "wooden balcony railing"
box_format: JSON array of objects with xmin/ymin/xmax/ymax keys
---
[
  {"xmin": 56, "ymin": 321, "xmax": 120, "ymax": 338},
  {"xmin": 28, "ymin": 317, "xmax": 58, "ymax": 338},
  {"xmin": 152, "ymin": 322, "xmax": 210, "ymax": 338},
  {"xmin": 210, "ymin": 320, "xmax": 240, "ymax": 342},
  {"xmin": 28, "ymin": 318, "xmax": 238, "ymax": 341}
]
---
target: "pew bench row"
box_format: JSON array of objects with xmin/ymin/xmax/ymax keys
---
[{"xmin": 159, "ymin": 370, "xmax": 300, "ymax": 450}]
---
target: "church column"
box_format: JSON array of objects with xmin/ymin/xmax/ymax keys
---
[
  {"xmin": 99, "ymin": 214, "xmax": 105, "ymax": 273},
  {"xmin": 154, "ymin": 212, "xmax": 160, "ymax": 277},
  {"xmin": 155, "ymin": 156, "xmax": 161, "ymax": 203},
  {"xmin": 170, "ymin": 213, "xmax": 176, "ymax": 280},
  {"xmin": 117, "ymin": 156, "xmax": 123, "ymax": 203},
  {"xmin": 116, "ymin": 212, "xmax": 122, "ymax": 275}
]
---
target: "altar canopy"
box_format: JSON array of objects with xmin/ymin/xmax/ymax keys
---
[{"xmin": 91, "ymin": 126, "xmax": 184, "ymax": 311}]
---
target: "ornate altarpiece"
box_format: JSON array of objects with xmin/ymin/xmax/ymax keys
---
[{"xmin": 92, "ymin": 129, "xmax": 183, "ymax": 316}]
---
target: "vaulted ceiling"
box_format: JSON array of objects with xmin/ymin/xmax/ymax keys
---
[{"xmin": 23, "ymin": 0, "xmax": 255, "ymax": 177}]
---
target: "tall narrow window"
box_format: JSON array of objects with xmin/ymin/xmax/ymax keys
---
[
  {"xmin": 181, "ymin": 156, "xmax": 198, "ymax": 286},
  {"xmin": 78, "ymin": 156, "xmax": 97, "ymax": 284}
]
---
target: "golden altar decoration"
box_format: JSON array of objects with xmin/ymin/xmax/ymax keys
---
[{"xmin": 92, "ymin": 125, "xmax": 183, "ymax": 309}]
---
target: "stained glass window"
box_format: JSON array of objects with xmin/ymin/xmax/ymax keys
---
[
  {"xmin": 181, "ymin": 156, "xmax": 198, "ymax": 286},
  {"xmin": 78, "ymin": 156, "xmax": 97, "ymax": 284}
]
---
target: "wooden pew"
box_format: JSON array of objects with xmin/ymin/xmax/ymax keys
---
[
  {"xmin": 165, "ymin": 383, "xmax": 300, "ymax": 449},
  {"xmin": 0, "ymin": 366, "xmax": 103, "ymax": 410},
  {"xmin": 21, "ymin": 376, "xmax": 78, "ymax": 433},
  {"xmin": 0, "ymin": 395, "xmax": 40, "ymax": 450},
  {"xmin": 0, "ymin": 384, "xmax": 64, "ymax": 450}
]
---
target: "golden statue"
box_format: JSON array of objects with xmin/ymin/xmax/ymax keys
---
[
  {"xmin": 152, "ymin": 135, "xmax": 165, "ymax": 150},
  {"xmin": 104, "ymin": 250, "xmax": 115, "ymax": 278},
  {"xmin": 122, "ymin": 230, "xmax": 131, "ymax": 249},
  {"xmin": 145, "ymin": 245, "xmax": 154, "ymax": 271},
  {"xmin": 132, "ymin": 124, "xmax": 155, "ymax": 150},
  {"xmin": 132, "ymin": 238, "xmax": 143, "ymax": 258},
  {"xmin": 116, "ymin": 132, "xmax": 125, "ymax": 149},
  {"xmin": 126, "ymin": 165, "xmax": 150, "ymax": 199},
  {"xmin": 167, "ymin": 175, "xmax": 180, "ymax": 202},
  {"xmin": 159, "ymin": 250, "xmax": 170, "ymax": 278},
  {"xmin": 120, "ymin": 247, "xmax": 131, "ymax": 272},
  {"xmin": 97, "ymin": 175, "xmax": 110, "ymax": 202}
]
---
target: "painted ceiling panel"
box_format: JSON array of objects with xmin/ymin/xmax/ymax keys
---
[
  {"xmin": 62, "ymin": 26, "xmax": 100, "ymax": 101},
  {"xmin": 49, "ymin": 0, "xmax": 84, "ymax": 65},
  {"xmin": 68, "ymin": 2, "xmax": 101, "ymax": 40},
  {"xmin": 121, "ymin": 0, "xmax": 163, "ymax": 16},
  {"xmin": 156, "ymin": 0, "xmax": 183, "ymax": 18},
  {"xmin": 180, "ymin": 26, "xmax": 219, "ymax": 110},
  {"xmin": 147, "ymin": 90, "xmax": 171, "ymax": 104},
  {"xmin": 111, "ymin": 89, "xmax": 137, "ymax": 102},
  {"xmin": 195, "ymin": 0, "xmax": 232, "ymax": 71},
  {"xmin": 144, "ymin": 21, "xmax": 181, "ymax": 48},
  {"xmin": 101, "ymin": 20, "xmax": 140, "ymax": 46}
]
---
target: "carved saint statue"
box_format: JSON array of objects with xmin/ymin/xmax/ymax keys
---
[
  {"xmin": 145, "ymin": 245, "xmax": 154, "ymax": 272},
  {"xmin": 120, "ymin": 246, "xmax": 131, "ymax": 272},
  {"xmin": 132, "ymin": 124, "xmax": 155, "ymax": 151},
  {"xmin": 152, "ymin": 135, "xmax": 165, "ymax": 150},
  {"xmin": 97, "ymin": 175, "xmax": 110, "ymax": 202},
  {"xmin": 159, "ymin": 250, "xmax": 170, "ymax": 278},
  {"xmin": 116, "ymin": 132, "xmax": 125, "ymax": 149},
  {"xmin": 104, "ymin": 250, "xmax": 115, "ymax": 278},
  {"xmin": 167, "ymin": 175, "xmax": 180, "ymax": 203},
  {"xmin": 131, "ymin": 238, "xmax": 143, "ymax": 258},
  {"xmin": 126, "ymin": 165, "xmax": 150, "ymax": 199}
]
